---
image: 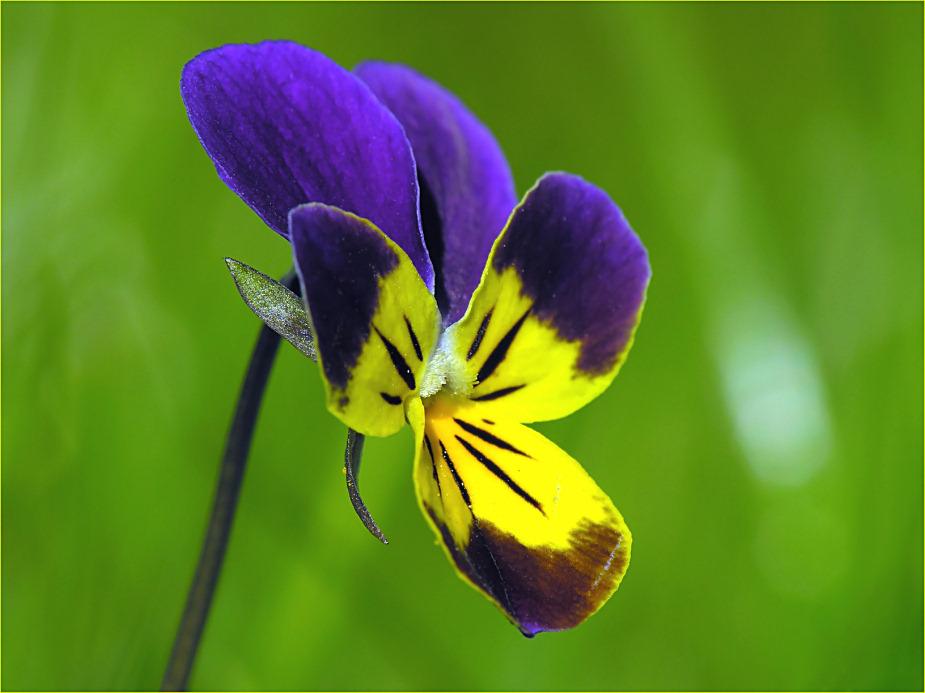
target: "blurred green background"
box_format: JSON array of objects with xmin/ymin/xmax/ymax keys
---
[{"xmin": 3, "ymin": 2, "xmax": 922, "ymax": 690}]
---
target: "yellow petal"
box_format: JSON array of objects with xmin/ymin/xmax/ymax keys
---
[{"xmin": 413, "ymin": 395, "xmax": 631, "ymax": 635}]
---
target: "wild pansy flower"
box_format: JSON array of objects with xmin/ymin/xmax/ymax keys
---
[{"xmin": 181, "ymin": 41, "xmax": 650, "ymax": 636}]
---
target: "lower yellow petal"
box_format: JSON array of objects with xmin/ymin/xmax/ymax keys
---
[{"xmin": 412, "ymin": 395, "xmax": 631, "ymax": 635}]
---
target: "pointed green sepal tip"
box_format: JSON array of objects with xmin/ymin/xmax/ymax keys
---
[
  {"xmin": 344, "ymin": 428, "xmax": 389, "ymax": 545},
  {"xmin": 225, "ymin": 258, "xmax": 316, "ymax": 361}
]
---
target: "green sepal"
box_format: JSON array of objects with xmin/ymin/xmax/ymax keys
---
[
  {"xmin": 225, "ymin": 258, "xmax": 316, "ymax": 361},
  {"xmin": 344, "ymin": 428, "xmax": 388, "ymax": 544}
]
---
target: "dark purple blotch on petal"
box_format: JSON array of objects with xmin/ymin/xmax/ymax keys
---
[
  {"xmin": 488, "ymin": 516, "xmax": 629, "ymax": 636},
  {"xmin": 425, "ymin": 508, "xmax": 627, "ymax": 636},
  {"xmin": 356, "ymin": 62, "xmax": 518, "ymax": 324},
  {"xmin": 181, "ymin": 41, "xmax": 433, "ymax": 288},
  {"xmin": 492, "ymin": 173, "xmax": 651, "ymax": 375},
  {"xmin": 290, "ymin": 204, "xmax": 398, "ymax": 390}
]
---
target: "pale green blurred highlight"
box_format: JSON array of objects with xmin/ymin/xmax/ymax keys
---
[{"xmin": 2, "ymin": 2, "xmax": 921, "ymax": 690}]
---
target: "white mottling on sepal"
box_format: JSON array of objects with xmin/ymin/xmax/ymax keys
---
[{"xmin": 225, "ymin": 258, "xmax": 316, "ymax": 361}]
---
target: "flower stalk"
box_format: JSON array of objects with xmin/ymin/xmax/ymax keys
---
[{"xmin": 161, "ymin": 270, "xmax": 298, "ymax": 691}]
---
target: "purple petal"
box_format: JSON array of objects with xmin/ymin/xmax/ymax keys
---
[
  {"xmin": 182, "ymin": 41, "xmax": 433, "ymax": 287},
  {"xmin": 491, "ymin": 172, "xmax": 650, "ymax": 376},
  {"xmin": 356, "ymin": 61, "xmax": 517, "ymax": 324}
]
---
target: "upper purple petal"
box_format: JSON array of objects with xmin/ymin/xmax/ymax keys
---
[
  {"xmin": 181, "ymin": 41, "xmax": 433, "ymax": 288},
  {"xmin": 355, "ymin": 62, "xmax": 517, "ymax": 324}
]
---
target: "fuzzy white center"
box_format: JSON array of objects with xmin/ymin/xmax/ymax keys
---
[{"xmin": 419, "ymin": 327, "xmax": 473, "ymax": 400}]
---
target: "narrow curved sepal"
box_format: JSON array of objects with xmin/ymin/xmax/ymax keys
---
[
  {"xmin": 291, "ymin": 204, "xmax": 440, "ymax": 437},
  {"xmin": 447, "ymin": 172, "xmax": 651, "ymax": 423},
  {"xmin": 225, "ymin": 258, "xmax": 316, "ymax": 361},
  {"xmin": 344, "ymin": 428, "xmax": 388, "ymax": 544},
  {"xmin": 411, "ymin": 396, "xmax": 631, "ymax": 635}
]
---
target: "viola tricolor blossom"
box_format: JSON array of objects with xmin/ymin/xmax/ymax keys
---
[{"xmin": 182, "ymin": 41, "xmax": 650, "ymax": 636}]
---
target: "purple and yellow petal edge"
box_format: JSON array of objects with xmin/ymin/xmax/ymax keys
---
[
  {"xmin": 291, "ymin": 204, "xmax": 439, "ymax": 437},
  {"xmin": 491, "ymin": 172, "xmax": 650, "ymax": 376},
  {"xmin": 291, "ymin": 204, "xmax": 399, "ymax": 392},
  {"xmin": 446, "ymin": 172, "xmax": 650, "ymax": 423}
]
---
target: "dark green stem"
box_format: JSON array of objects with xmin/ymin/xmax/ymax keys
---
[{"xmin": 160, "ymin": 271, "xmax": 296, "ymax": 691}]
